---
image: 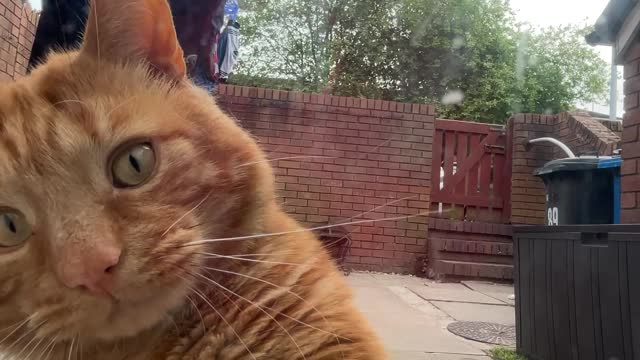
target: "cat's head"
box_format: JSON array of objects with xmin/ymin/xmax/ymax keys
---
[{"xmin": 0, "ymin": 0, "xmax": 273, "ymax": 344}]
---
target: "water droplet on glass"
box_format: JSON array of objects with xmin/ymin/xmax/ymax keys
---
[
  {"xmin": 441, "ymin": 90, "xmax": 464, "ymax": 105},
  {"xmin": 452, "ymin": 36, "xmax": 465, "ymax": 50}
]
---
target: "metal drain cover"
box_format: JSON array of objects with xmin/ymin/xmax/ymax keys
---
[{"xmin": 447, "ymin": 321, "xmax": 516, "ymax": 346}]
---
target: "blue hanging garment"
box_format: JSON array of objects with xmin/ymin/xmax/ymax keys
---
[
  {"xmin": 224, "ymin": 0, "xmax": 239, "ymax": 21},
  {"xmin": 217, "ymin": 25, "xmax": 229, "ymax": 69}
]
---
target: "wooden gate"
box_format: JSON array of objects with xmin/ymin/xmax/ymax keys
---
[{"xmin": 430, "ymin": 119, "xmax": 511, "ymax": 223}]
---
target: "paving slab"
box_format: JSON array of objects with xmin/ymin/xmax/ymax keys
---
[
  {"xmin": 431, "ymin": 301, "xmax": 515, "ymax": 325},
  {"xmin": 407, "ymin": 282, "xmax": 503, "ymax": 305},
  {"xmin": 461, "ymin": 281, "xmax": 515, "ymax": 306},
  {"xmin": 347, "ymin": 277, "xmax": 488, "ymax": 355},
  {"xmin": 390, "ymin": 352, "xmax": 490, "ymax": 360},
  {"xmin": 368, "ymin": 272, "xmax": 427, "ymax": 287}
]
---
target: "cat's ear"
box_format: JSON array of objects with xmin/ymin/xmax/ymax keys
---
[{"xmin": 81, "ymin": 0, "xmax": 186, "ymax": 79}]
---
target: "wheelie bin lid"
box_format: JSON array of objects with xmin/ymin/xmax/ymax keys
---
[{"xmin": 533, "ymin": 155, "xmax": 622, "ymax": 176}]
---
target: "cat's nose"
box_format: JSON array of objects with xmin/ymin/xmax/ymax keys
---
[{"xmin": 57, "ymin": 245, "xmax": 122, "ymax": 296}]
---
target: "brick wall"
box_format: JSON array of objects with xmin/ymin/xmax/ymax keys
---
[
  {"xmin": 555, "ymin": 112, "xmax": 620, "ymax": 158},
  {"xmin": 622, "ymin": 42, "xmax": 640, "ymax": 222},
  {"xmin": 217, "ymin": 84, "xmax": 435, "ymax": 273},
  {"xmin": 425, "ymin": 218, "xmax": 513, "ymax": 280},
  {"xmin": 508, "ymin": 114, "xmax": 557, "ymax": 225},
  {"xmin": 0, "ymin": 0, "xmax": 38, "ymax": 82},
  {"xmin": 509, "ymin": 112, "xmax": 621, "ymax": 225},
  {"xmin": 596, "ymin": 118, "xmax": 623, "ymax": 138}
]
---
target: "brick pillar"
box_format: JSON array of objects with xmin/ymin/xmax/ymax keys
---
[
  {"xmin": 622, "ymin": 42, "xmax": 640, "ymax": 222},
  {"xmin": 508, "ymin": 114, "xmax": 558, "ymax": 224},
  {"xmin": 0, "ymin": 0, "xmax": 39, "ymax": 82}
]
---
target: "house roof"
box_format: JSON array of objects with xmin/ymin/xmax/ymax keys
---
[{"xmin": 586, "ymin": 0, "xmax": 638, "ymax": 46}]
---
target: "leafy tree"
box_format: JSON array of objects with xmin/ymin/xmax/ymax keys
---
[{"xmin": 235, "ymin": 0, "xmax": 608, "ymax": 123}]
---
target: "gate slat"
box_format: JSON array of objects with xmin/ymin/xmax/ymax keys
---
[
  {"xmin": 493, "ymin": 153, "xmax": 505, "ymax": 201},
  {"xmin": 467, "ymin": 134, "xmax": 481, "ymax": 195},
  {"xmin": 455, "ymin": 133, "xmax": 468, "ymax": 195},
  {"xmin": 431, "ymin": 129, "xmax": 444, "ymax": 191},
  {"xmin": 479, "ymin": 150, "xmax": 492, "ymax": 194},
  {"xmin": 444, "ymin": 132, "xmax": 456, "ymax": 186}
]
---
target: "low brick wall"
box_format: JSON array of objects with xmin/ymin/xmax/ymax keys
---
[
  {"xmin": 217, "ymin": 84, "xmax": 435, "ymax": 273},
  {"xmin": 0, "ymin": 0, "xmax": 38, "ymax": 82},
  {"xmin": 425, "ymin": 218, "xmax": 513, "ymax": 280}
]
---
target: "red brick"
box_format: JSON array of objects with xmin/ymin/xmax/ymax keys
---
[
  {"xmin": 360, "ymin": 257, "xmax": 383, "ymax": 265},
  {"xmin": 626, "ymin": 59, "xmax": 640, "ymax": 79},
  {"xmin": 622, "ymin": 159, "xmax": 637, "ymax": 175},
  {"xmin": 307, "ymin": 200, "xmax": 330, "ymax": 208},
  {"xmin": 624, "ymin": 140, "xmax": 640, "ymax": 159},
  {"xmin": 307, "ymin": 215, "xmax": 329, "ymax": 223},
  {"xmin": 331, "ymin": 187, "xmax": 353, "ymax": 195},
  {"xmin": 285, "ymin": 183, "xmax": 307, "ymax": 191},
  {"xmin": 298, "ymin": 192, "xmax": 320, "ymax": 200},
  {"xmin": 622, "ymin": 192, "xmax": 637, "ymax": 209},
  {"xmin": 625, "ymin": 110, "xmax": 640, "ymax": 127},
  {"xmin": 395, "ymin": 237, "xmax": 417, "ymax": 244},
  {"xmin": 621, "ymin": 208, "xmax": 640, "ymax": 223},
  {"xmin": 623, "ymin": 125, "xmax": 639, "ymax": 143},
  {"xmin": 626, "ymin": 92, "xmax": 639, "ymax": 110},
  {"xmin": 373, "ymin": 235, "xmax": 394, "ymax": 243},
  {"xmin": 318, "ymin": 208, "xmax": 341, "ymax": 216},
  {"xmin": 625, "ymin": 43, "xmax": 640, "ymax": 62},
  {"xmin": 342, "ymin": 195, "xmax": 365, "ymax": 203},
  {"xmin": 331, "ymin": 202, "xmax": 353, "ymax": 210},
  {"xmin": 351, "ymin": 248, "xmax": 373, "ymax": 257},
  {"xmin": 623, "ymin": 175, "xmax": 640, "ymax": 192},
  {"xmin": 372, "ymin": 249, "xmax": 395, "ymax": 258}
]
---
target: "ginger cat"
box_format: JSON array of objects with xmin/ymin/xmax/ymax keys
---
[{"xmin": 0, "ymin": 0, "xmax": 387, "ymax": 359}]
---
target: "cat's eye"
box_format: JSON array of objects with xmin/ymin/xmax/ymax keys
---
[
  {"xmin": 0, "ymin": 210, "xmax": 31, "ymax": 248},
  {"xmin": 110, "ymin": 142, "xmax": 156, "ymax": 188}
]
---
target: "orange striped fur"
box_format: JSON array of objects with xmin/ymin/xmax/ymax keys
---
[{"xmin": 0, "ymin": 0, "xmax": 386, "ymax": 359}]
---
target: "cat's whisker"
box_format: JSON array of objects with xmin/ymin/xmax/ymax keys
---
[
  {"xmin": 220, "ymin": 252, "xmax": 296, "ymax": 258},
  {"xmin": 364, "ymin": 137, "xmax": 394, "ymax": 157},
  {"xmin": 185, "ymin": 295, "xmax": 207, "ymax": 332},
  {"xmin": 67, "ymin": 335, "xmax": 76, "ymax": 360},
  {"xmin": 42, "ymin": 334, "xmax": 59, "ymax": 360},
  {"xmin": 92, "ymin": 0, "xmax": 101, "ymax": 68},
  {"xmin": 179, "ymin": 278, "xmax": 257, "ymax": 360},
  {"xmin": 3, "ymin": 319, "xmax": 46, "ymax": 354},
  {"xmin": 200, "ymin": 265, "xmax": 349, "ymax": 344},
  {"xmin": 181, "ymin": 211, "xmax": 432, "ymax": 247},
  {"xmin": 0, "ymin": 317, "xmax": 32, "ymax": 336},
  {"xmin": 13, "ymin": 329, "xmax": 43, "ymax": 360},
  {"xmin": 0, "ymin": 314, "xmax": 38, "ymax": 348},
  {"xmin": 37, "ymin": 333, "xmax": 58, "ymax": 360},
  {"xmin": 317, "ymin": 195, "xmax": 420, "ymax": 253},
  {"xmin": 20, "ymin": 331, "xmax": 46, "ymax": 360},
  {"xmin": 186, "ymin": 270, "xmax": 308, "ymax": 360},
  {"xmin": 235, "ymin": 155, "xmax": 336, "ymax": 169},
  {"xmin": 162, "ymin": 190, "xmax": 213, "ymax": 237},
  {"xmin": 52, "ymin": 99, "xmax": 92, "ymax": 109},
  {"xmin": 197, "ymin": 252, "xmax": 312, "ymax": 268}
]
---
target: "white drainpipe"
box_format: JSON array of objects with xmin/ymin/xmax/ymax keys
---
[{"xmin": 610, "ymin": 46, "xmax": 618, "ymax": 122}]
